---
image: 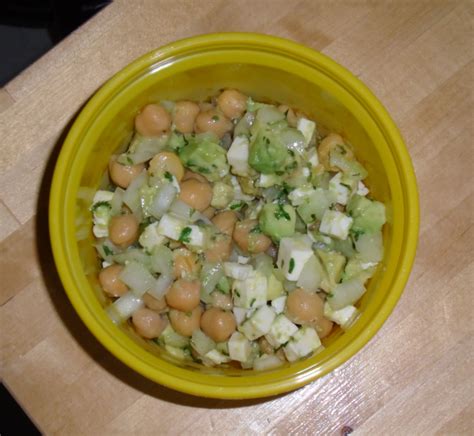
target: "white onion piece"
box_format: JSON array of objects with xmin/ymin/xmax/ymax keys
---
[
  {"xmin": 148, "ymin": 274, "xmax": 173, "ymax": 300},
  {"xmin": 110, "ymin": 187, "xmax": 125, "ymax": 215},
  {"xmin": 191, "ymin": 330, "xmax": 216, "ymax": 356},
  {"xmin": 296, "ymin": 255, "xmax": 323, "ymax": 292},
  {"xmin": 119, "ymin": 261, "xmax": 155, "ymax": 296},
  {"xmin": 107, "ymin": 291, "xmax": 144, "ymax": 324},
  {"xmin": 169, "ymin": 199, "xmax": 200, "ymax": 222},
  {"xmin": 201, "ymin": 263, "xmax": 224, "ymax": 302},
  {"xmin": 150, "ymin": 183, "xmax": 177, "ymax": 219},
  {"xmin": 123, "ymin": 171, "xmax": 147, "ymax": 214},
  {"xmin": 253, "ymin": 354, "xmax": 284, "ymax": 371},
  {"xmin": 355, "ymin": 231, "xmax": 383, "ymax": 263},
  {"xmin": 280, "ymin": 128, "xmax": 306, "ymax": 155},
  {"xmin": 328, "ymin": 278, "xmax": 366, "ymax": 310},
  {"xmin": 118, "ymin": 135, "xmax": 168, "ymax": 165},
  {"xmin": 112, "ymin": 249, "xmax": 150, "ymax": 268},
  {"xmin": 150, "ymin": 245, "xmax": 173, "ymax": 275}
]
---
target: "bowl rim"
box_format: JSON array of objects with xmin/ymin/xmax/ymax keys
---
[{"xmin": 49, "ymin": 32, "xmax": 419, "ymax": 399}]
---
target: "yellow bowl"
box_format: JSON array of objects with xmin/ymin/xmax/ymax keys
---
[{"xmin": 49, "ymin": 33, "xmax": 419, "ymax": 399}]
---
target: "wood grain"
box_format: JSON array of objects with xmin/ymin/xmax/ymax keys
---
[{"xmin": 0, "ymin": 0, "xmax": 473, "ymax": 434}]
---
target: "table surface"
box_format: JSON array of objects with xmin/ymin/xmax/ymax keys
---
[{"xmin": 1, "ymin": 0, "xmax": 473, "ymax": 434}]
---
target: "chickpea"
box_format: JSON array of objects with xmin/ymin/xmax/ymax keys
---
[
  {"xmin": 143, "ymin": 293, "xmax": 168, "ymax": 312},
  {"xmin": 165, "ymin": 278, "xmax": 201, "ymax": 312},
  {"xmin": 202, "ymin": 206, "xmax": 216, "ymax": 220},
  {"xmin": 233, "ymin": 219, "xmax": 272, "ymax": 254},
  {"xmin": 212, "ymin": 210, "xmax": 237, "ymax": 236},
  {"xmin": 210, "ymin": 291, "xmax": 233, "ymax": 310},
  {"xmin": 108, "ymin": 214, "xmax": 139, "ymax": 247},
  {"xmin": 173, "ymin": 101, "xmax": 200, "ymax": 134},
  {"xmin": 173, "ymin": 248, "xmax": 200, "ymax": 279},
  {"xmin": 258, "ymin": 337, "xmax": 274, "ymax": 355},
  {"xmin": 286, "ymin": 288, "xmax": 324, "ymax": 325},
  {"xmin": 194, "ymin": 109, "xmax": 233, "ymax": 139},
  {"xmin": 108, "ymin": 157, "xmax": 144, "ymax": 189},
  {"xmin": 132, "ymin": 308, "xmax": 168, "ymax": 339},
  {"xmin": 318, "ymin": 133, "xmax": 354, "ymax": 170},
  {"xmin": 200, "ymin": 307, "xmax": 236, "ymax": 342},
  {"xmin": 204, "ymin": 234, "xmax": 232, "ymax": 262},
  {"xmin": 98, "ymin": 264, "xmax": 128, "ymax": 297},
  {"xmin": 149, "ymin": 151, "xmax": 184, "ymax": 181},
  {"xmin": 275, "ymin": 347, "xmax": 286, "ymax": 362},
  {"xmin": 182, "ymin": 170, "xmax": 207, "ymax": 183},
  {"xmin": 134, "ymin": 104, "xmax": 171, "ymax": 136},
  {"xmin": 178, "ymin": 179, "xmax": 213, "ymax": 212},
  {"xmin": 216, "ymin": 89, "xmax": 248, "ymax": 120},
  {"xmin": 277, "ymin": 104, "xmax": 297, "ymax": 127},
  {"xmin": 169, "ymin": 306, "xmax": 202, "ymax": 337},
  {"xmin": 312, "ymin": 317, "xmax": 334, "ymax": 339}
]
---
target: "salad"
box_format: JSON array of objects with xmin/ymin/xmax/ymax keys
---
[{"xmin": 91, "ymin": 89, "xmax": 386, "ymax": 370}]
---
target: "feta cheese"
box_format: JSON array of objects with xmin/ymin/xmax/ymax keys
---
[
  {"xmin": 139, "ymin": 222, "xmax": 166, "ymax": 250},
  {"xmin": 283, "ymin": 326, "xmax": 322, "ymax": 362},
  {"xmin": 271, "ymin": 296, "xmax": 287, "ymax": 314},
  {"xmin": 288, "ymin": 185, "xmax": 315, "ymax": 206},
  {"xmin": 265, "ymin": 314, "xmax": 299, "ymax": 347},
  {"xmin": 239, "ymin": 305, "xmax": 276, "ymax": 340},
  {"xmin": 205, "ymin": 349, "xmax": 231, "ymax": 365},
  {"xmin": 324, "ymin": 302, "xmax": 359, "ymax": 329},
  {"xmin": 227, "ymin": 135, "xmax": 250, "ymax": 176},
  {"xmin": 253, "ymin": 354, "xmax": 284, "ymax": 371},
  {"xmin": 233, "ymin": 307, "xmax": 248, "ymax": 325},
  {"xmin": 296, "ymin": 118, "xmax": 316, "ymax": 146},
  {"xmin": 357, "ymin": 181, "xmax": 370, "ymax": 196},
  {"xmin": 233, "ymin": 270, "xmax": 267, "ymax": 309},
  {"xmin": 228, "ymin": 332, "xmax": 252, "ymax": 362},
  {"xmin": 319, "ymin": 210, "xmax": 353, "ymax": 240},
  {"xmin": 277, "ymin": 237, "xmax": 314, "ymax": 281},
  {"xmin": 157, "ymin": 214, "xmax": 187, "ymax": 240},
  {"xmin": 329, "ymin": 173, "xmax": 351, "ymax": 205},
  {"xmin": 224, "ymin": 262, "xmax": 253, "ymax": 280},
  {"xmin": 237, "ymin": 256, "xmax": 250, "ymax": 265},
  {"xmin": 257, "ymin": 173, "xmax": 282, "ymax": 188},
  {"xmin": 185, "ymin": 225, "xmax": 206, "ymax": 248}
]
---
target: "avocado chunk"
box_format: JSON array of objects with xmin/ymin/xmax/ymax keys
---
[
  {"xmin": 259, "ymin": 203, "xmax": 296, "ymax": 241},
  {"xmin": 347, "ymin": 194, "xmax": 386, "ymax": 234},
  {"xmin": 316, "ymin": 249, "xmax": 346, "ymax": 287}
]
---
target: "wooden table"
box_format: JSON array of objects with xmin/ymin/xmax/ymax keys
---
[{"xmin": 1, "ymin": 0, "xmax": 472, "ymax": 434}]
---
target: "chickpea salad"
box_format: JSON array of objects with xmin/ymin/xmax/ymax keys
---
[{"xmin": 92, "ymin": 89, "xmax": 386, "ymax": 370}]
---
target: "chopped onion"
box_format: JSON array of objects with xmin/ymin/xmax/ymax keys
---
[
  {"xmin": 113, "ymin": 249, "xmax": 151, "ymax": 268},
  {"xmin": 191, "ymin": 329, "xmax": 216, "ymax": 356},
  {"xmin": 355, "ymin": 231, "xmax": 383, "ymax": 263},
  {"xmin": 251, "ymin": 253, "xmax": 273, "ymax": 278},
  {"xmin": 297, "ymin": 255, "xmax": 323, "ymax": 292},
  {"xmin": 119, "ymin": 261, "xmax": 155, "ymax": 296},
  {"xmin": 106, "ymin": 291, "xmax": 144, "ymax": 324},
  {"xmin": 123, "ymin": 171, "xmax": 147, "ymax": 214},
  {"xmin": 201, "ymin": 262, "xmax": 225, "ymax": 302},
  {"xmin": 110, "ymin": 188, "xmax": 125, "ymax": 215},
  {"xmin": 169, "ymin": 199, "xmax": 200, "ymax": 222},
  {"xmin": 150, "ymin": 183, "xmax": 177, "ymax": 219},
  {"xmin": 328, "ymin": 278, "xmax": 366, "ymax": 310},
  {"xmin": 280, "ymin": 128, "xmax": 306, "ymax": 155},
  {"xmin": 150, "ymin": 245, "xmax": 173, "ymax": 276},
  {"xmin": 118, "ymin": 135, "xmax": 168, "ymax": 165},
  {"xmin": 253, "ymin": 354, "xmax": 284, "ymax": 371},
  {"xmin": 147, "ymin": 274, "xmax": 173, "ymax": 300}
]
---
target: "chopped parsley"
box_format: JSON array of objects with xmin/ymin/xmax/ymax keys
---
[
  {"xmin": 250, "ymin": 224, "xmax": 262, "ymax": 234},
  {"xmin": 189, "ymin": 207, "xmax": 196, "ymax": 218},
  {"xmin": 103, "ymin": 245, "xmax": 114, "ymax": 256},
  {"xmin": 126, "ymin": 156, "xmax": 134, "ymax": 165},
  {"xmin": 351, "ymin": 228, "xmax": 365, "ymax": 241},
  {"xmin": 164, "ymin": 171, "xmax": 174, "ymax": 182},
  {"xmin": 178, "ymin": 226, "xmax": 192, "ymax": 243},
  {"xmin": 274, "ymin": 204, "xmax": 291, "ymax": 220},
  {"xmin": 91, "ymin": 201, "xmax": 111, "ymax": 212},
  {"xmin": 234, "ymin": 290, "xmax": 241, "ymax": 298},
  {"xmin": 211, "ymin": 115, "xmax": 220, "ymax": 122},
  {"xmin": 341, "ymin": 182, "xmax": 352, "ymax": 190},
  {"xmin": 250, "ymin": 298, "xmax": 256, "ymax": 307},
  {"xmin": 288, "ymin": 258, "xmax": 296, "ymax": 274},
  {"xmin": 230, "ymin": 202, "xmax": 244, "ymax": 210}
]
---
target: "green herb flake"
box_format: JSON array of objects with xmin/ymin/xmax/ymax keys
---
[
  {"xmin": 164, "ymin": 171, "xmax": 174, "ymax": 182},
  {"xmin": 230, "ymin": 202, "xmax": 244, "ymax": 210},
  {"xmin": 103, "ymin": 245, "xmax": 114, "ymax": 256},
  {"xmin": 250, "ymin": 224, "xmax": 262, "ymax": 234},
  {"xmin": 126, "ymin": 156, "xmax": 134, "ymax": 165},
  {"xmin": 189, "ymin": 207, "xmax": 196, "ymax": 218},
  {"xmin": 274, "ymin": 204, "xmax": 291, "ymax": 221},
  {"xmin": 235, "ymin": 290, "xmax": 241, "ymax": 298},
  {"xmin": 91, "ymin": 201, "xmax": 111, "ymax": 212},
  {"xmin": 212, "ymin": 115, "xmax": 220, "ymax": 122},
  {"xmin": 178, "ymin": 226, "xmax": 192, "ymax": 243},
  {"xmin": 250, "ymin": 298, "xmax": 256, "ymax": 307},
  {"xmin": 327, "ymin": 292, "xmax": 334, "ymax": 298},
  {"xmin": 341, "ymin": 182, "xmax": 352, "ymax": 190},
  {"xmin": 288, "ymin": 258, "xmax": 296, "ymax": 274},
  {"xmin": 351, "ymin": 228, "xmax": 365, "ymax": 241}
]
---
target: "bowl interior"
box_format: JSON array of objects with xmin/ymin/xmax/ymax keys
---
[{"xmin": 52, "ymin": 34, "xmax": 416, "ymax": 399}]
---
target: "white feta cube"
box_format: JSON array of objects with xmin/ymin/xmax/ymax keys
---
[
  {"xmin": 271, "ymin": 296, "xmax": 287, "ymax": 314},
  {"xmin": 357, "ymin": 181, "xmax": 370, "ymax": 196},
  {"xmin": 227, "ymin": 136, "xmax": 250, "ymax": 176},
  {"xmin": 224, "ymin": 262, "xmax": 253, "ymax": 280},
  {"xmin": 265, "ymin": 314, "xmax": 299, "ymax": 347},
  {"xmin": 296, "ymin": 118, "xmax": 316, "ymax": 146},
  {"xmin": 139, "ymin": 222, "xmax": 166, "ymax": 250},
  {"xmin": 329, "ymin": 173, "xmax": 351, "ymax": 205},
  {"xmin": 324, "ymin": 302, "xmax": 359, "ymax": 330},
  {"xmin": 233, "ymin": 271, "xmax": 267, "ymax": 309},
  {"xmin": 228, "ymin": 332, "xmax": 252, "ymax": 362},
  {"xmin": 239, "ymin": 305, "xmax": 276, "ymax": 340},
  {"xmin": 205, "ymin": 349, "xmax": 231, "ymax": 365},
  {"xmin": 288, "ymin": 185, "xmax": 315, "ymax": 206},
  {"xmin": 283, "ymin": 326, "xmax": 322, "ymax": 362},
  {"xmin": 277, "ymin": 237, "xmax": 314, "ymax": 281},
  {"xmin": 319, "ymin": 210, "xmax": 353, "ymax": 240},
  {"xmin": 257, "ymin": 173, "xmax": 282, "ymax": 188},
  {"xmin": 157, "ymin": 214, "xmax": 187, "ymax": 240},
  {"xmin": 186, "ymin": 225, "xmax": 206, "ymax": 247}
]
